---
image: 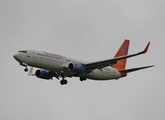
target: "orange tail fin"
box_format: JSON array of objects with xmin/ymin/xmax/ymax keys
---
[{"xmin": 113, "ymin": 40, "xmax": 130, "ymax": 72}]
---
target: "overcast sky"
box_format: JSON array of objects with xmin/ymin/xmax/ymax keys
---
[{"xmin": 1, "ymin": 0, "xmax": 165, "ymax": 120}]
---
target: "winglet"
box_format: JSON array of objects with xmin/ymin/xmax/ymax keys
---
[{"xmin": 141, "ymin": 42, "xmax": 150, "ymax": 54}]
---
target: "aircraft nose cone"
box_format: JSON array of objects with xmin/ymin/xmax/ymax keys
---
[
  {"xmin": 13, "ymin": 53, "xmax": 20, "ymax": 61},
  {"xmin": 13, "ymin": 54, "xmax": 16, "ymax": 59},
  {"xmin": 13, "ymin": 54, "xmax": 17, "ymax": 59}
]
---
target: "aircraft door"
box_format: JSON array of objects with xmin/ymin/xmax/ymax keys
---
[{"xmin": 33, "ymin": 51, "xmax": 37, "ymax": 59}]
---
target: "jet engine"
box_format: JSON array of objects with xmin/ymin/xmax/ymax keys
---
[
  {"xmin": 35, "ymin": 69, "xmax": 53, "ymax": 80},
  {"xmin": 68, "ymin": 62, "xmax": 86, "ymax": 73}
]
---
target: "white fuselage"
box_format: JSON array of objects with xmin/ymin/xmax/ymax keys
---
[{"xmin": 13, "ymin": 50, "xmax": 121, "ymax": 80}]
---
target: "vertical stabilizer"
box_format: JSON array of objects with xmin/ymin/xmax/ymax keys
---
[{"xmin": 113, "ymin": 40, "xmax": 130, "ymax": 76}]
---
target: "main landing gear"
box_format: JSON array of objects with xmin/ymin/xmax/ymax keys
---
[
  {"xmin": 60, "ymin": 76, "xmax": 68, "ymax": 85},
  {"xmin": 80, "ymin": 76, "xmax": 87, "ymax": 81}
]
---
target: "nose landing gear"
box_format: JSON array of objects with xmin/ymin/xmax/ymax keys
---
[
  {"xmin": 19, "ymin": 62, "xmax": 28, "ymax": 72},
  {"xmin": 24, "ymin": 67, "xmax": 28, "ymax": 72}
]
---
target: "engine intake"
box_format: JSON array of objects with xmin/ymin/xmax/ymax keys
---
[
  {"xmin": 35, "ymin": 69, "xmax": 52, "ymax": 80},
  {"xmin": 68, "ymin": 62, "xmax": 86, "ymax": 73}
]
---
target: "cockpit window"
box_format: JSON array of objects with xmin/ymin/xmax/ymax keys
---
[{"xmin": 18, "ymin": 50, "xmax": 27, "ymax": 53}]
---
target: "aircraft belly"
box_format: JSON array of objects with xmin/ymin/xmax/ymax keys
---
[{"xmin": 86, "ymin": 69, "xmax": 121, "ymax": 80}]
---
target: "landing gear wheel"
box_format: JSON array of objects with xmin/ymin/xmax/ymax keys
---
[
  {"xmin": 80, "ymin": 76, "xmax": 87, "ymax": 81},
  {"xmin": 60, "ymin": 80, "xmax": 67, "ymax": 85},
  {"xmin": 24, "ymin": 68, "xmax": 28, "ymax": 72}
]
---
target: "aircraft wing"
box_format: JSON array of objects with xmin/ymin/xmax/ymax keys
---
[{"xmin": 84, "ymin": 42, "xmax": 150, "ymax": 70}]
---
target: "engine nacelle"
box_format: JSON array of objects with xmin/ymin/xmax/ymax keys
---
[
  {"xmin": 35, "ymin": 69, "xmax": 52, "ymax": 80},
  {"xmin": 68, "ymin": 62, "xmax": 86, "ymax": 73}
]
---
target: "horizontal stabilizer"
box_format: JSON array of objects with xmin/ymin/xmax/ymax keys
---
[{"xmin": 120, "ymin": 65, "xmax": 154, "ymax": 73}]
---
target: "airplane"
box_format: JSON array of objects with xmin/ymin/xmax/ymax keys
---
[{"xmin": 13, "ymin": 39, "xmax": 154, "ymax": 85}]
